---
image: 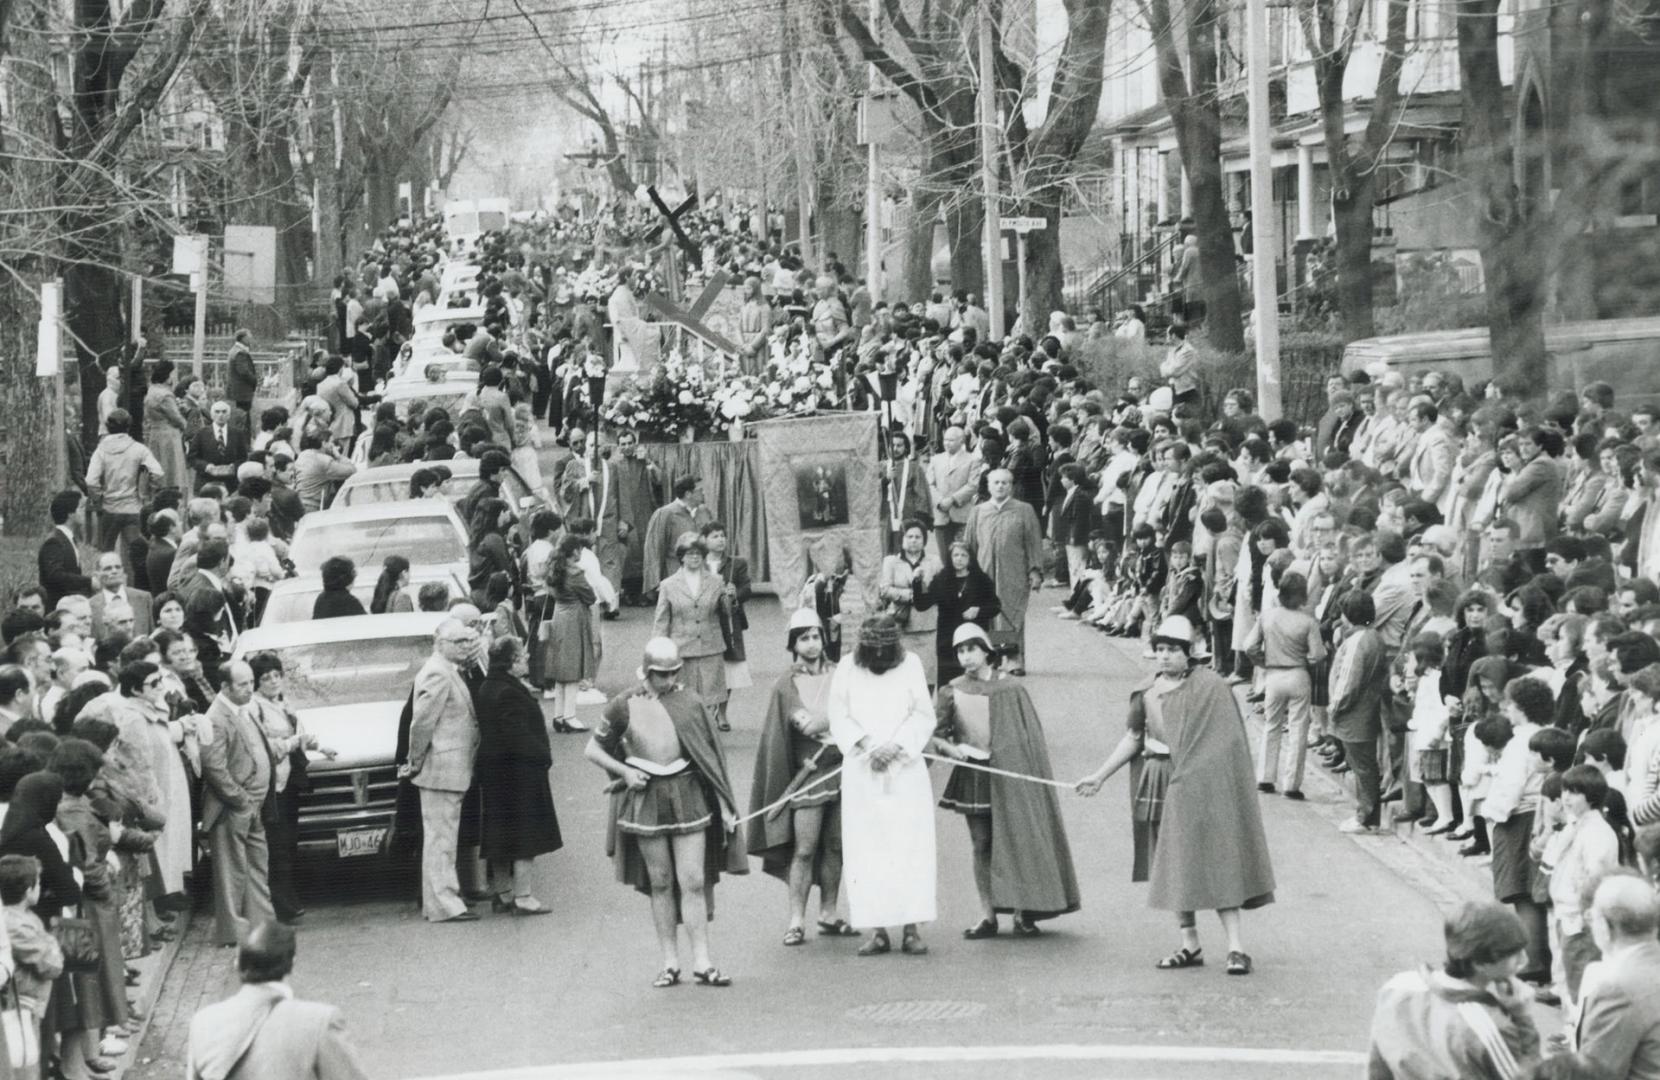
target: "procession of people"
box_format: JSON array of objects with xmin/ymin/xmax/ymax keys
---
[{"xmin": 9, "ymin": 205, "xmax": 1660, "ymax": 1079}]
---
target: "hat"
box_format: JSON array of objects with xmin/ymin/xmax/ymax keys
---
[
  {"xmin": 951, "ymin": 623, "xmax": 993, "ymax": 653},
  {"xmin": 1443, "ymin": 901, "xmax": 1527, "ymax": 964},
  {"xmin": 788, "ymin": 608, "xmax": 821, "ymax": 634},
  {"xmin": 637, "ymin": 636, "xmax": 684, "ymax": 678},
  {"xmin": 1149, "ymin": 616, "xmax": 1197, "ymax": 654}
]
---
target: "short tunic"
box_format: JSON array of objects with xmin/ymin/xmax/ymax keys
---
[
  {"xmin": 937, "ymin": 684, "xmax": 993, "ymax": 815},
  {"xmin": 597, "ymin": 694, "xmax": 712, "ymax": 836},
  {"xmin": 787, "ymin": 671, "xmax": 841, "ymax": 806}
]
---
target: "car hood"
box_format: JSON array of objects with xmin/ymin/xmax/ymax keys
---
[{"xmin": 296, "ymin": 699, "xmax": 404, "ymax": 771}]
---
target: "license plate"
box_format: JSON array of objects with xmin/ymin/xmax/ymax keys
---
[{"xmin": 336, "ymin": 827, "xmax": 388, "ymax": 858}]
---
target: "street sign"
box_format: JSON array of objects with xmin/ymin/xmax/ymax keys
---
[
  {"xmin": 171, "ymin": 233, "xmax": 207, "ymax": 274},
  {"xmin": 1002, "ymin": 216, "xmax": 1048, "ymax": 232}
]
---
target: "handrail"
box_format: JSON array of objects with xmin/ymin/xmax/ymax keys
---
[{"xmin": 1081, "ymin": 232, "xmax": 1177, "ymax": 309}]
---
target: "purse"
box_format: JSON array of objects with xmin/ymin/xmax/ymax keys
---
[
  {"xmin": 54, "ymin": 916, "xmax": 101, "ymax": 974},
  {"xmin": 1417, "ymin": 748, "xmax": 1450, "ymax": 785},
  {"xmin": 1, "ymin": 983, "xmax": 39, "ymax": 1070}
]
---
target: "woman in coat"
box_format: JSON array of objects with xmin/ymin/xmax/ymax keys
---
[
  {"xmin": 653, "ymin": 533, "xmax": 729, "ymax": 729},
  {"xmin": 143, "ymin": 361, "xmax": 189, "ymax": 491},
  {"xmin": 313, "ymin": 556, "xmax": 367, "ymax": 619},
  {"xmin": 543, "ymin": 536, "xmax": 596, "ymax": 734},
  {"xmin": 476, "ymin": 636, "xmax": 560, "ymax": 916},
  {"xmin": 468, "ymin": 497, "xmax": 518, "ymax": 605},
  {"xmin": 879, "ymin": 520, "xmax": 941, "ymax": 685},
  {"xmin": 911, "ymin": 540, "xmax": 1002, "ymax": 685}
]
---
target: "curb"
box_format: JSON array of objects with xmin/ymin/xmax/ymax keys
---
[{"xmin": 111, "ymin": 908, "xmax": 191, "ymax": 1080}]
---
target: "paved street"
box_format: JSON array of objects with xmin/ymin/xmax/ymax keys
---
[{"xmin": 133, "ymin": 594, "xmax": 1462, "ymax": 1080}]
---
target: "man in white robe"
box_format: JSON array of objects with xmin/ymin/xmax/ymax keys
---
[{"xmin": 828, "ymin": 615, "xmax": 937, "ymax": 955}]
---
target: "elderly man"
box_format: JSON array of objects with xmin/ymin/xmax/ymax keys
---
[
  {"xmin": 406, "ymin": 617, "xmax": 482, "ymax": 923},
  {"xmin": 926, "ymin": 426, "xmax": 978, "ymax": 562},
  {"xmin": 187, "ymin": 921, "xmax": 368, "ymax": 1080},
  {"xmin": 189, "ymin": 399, "xmax": 250, "ymax": 494},
  {"xmin": 199, "ymin": 659, "xmax": 276, "ymax": 946},
  {"xmin": 90, "ymin": 551, "xmax": 152, "ymax": 640},
  {"xmin": 965, "ymin": 468, "xmax": 1045, "ymax": 676},
  {"xmin": 641, "ymin": 475, "xmax": 713, "ymax": 597},
  {"xmin": 1577, "ymin": 874, "xmax": 1660, "ymax": 1079}
]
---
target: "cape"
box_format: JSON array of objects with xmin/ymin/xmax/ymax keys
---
[
  {"xmin": 602, "ymin": 682, "xmax": 748, "ymax": 919},
  {"xmin": 941, "ymin": 676, "xmax": 1081, "ymax": 920},
  {"xmin": 748, "ymin": 667, "xmax": 841, "ymax": 884},
  {"xmin": 1140, "ymin": 666, "xmax": 1276, "ymax": 913}
]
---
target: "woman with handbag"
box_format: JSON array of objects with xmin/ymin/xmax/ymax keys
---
[
  {"xmin": 879, "ymin": 520, "xmax": 940, "ymax": 686},
  {"xmin": 47, "ymin": 741, "xmax": 125, "ymax": 1078},
  {"xmin": 544, "ymin": 536, "xmax": 597, "ymax": 734}
]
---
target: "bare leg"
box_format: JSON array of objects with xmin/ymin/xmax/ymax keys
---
[
  {"xmin": 787, "ymin": 805, "xmax": 825, "ymax": 932},
  {"xmin": 967, "ymin": 814, "xmax": 996, "ymax": 922},
  {"xmin": 637, "ymin": 835, "xmax": 681, "ymax": 972},
  {"xmin": 1217, "ymin": 907, "xmax": 1244, "ymax": 954},
  {"xmin": 817, "ymin": 805, "xmax": 844, "ymax": 924},
  {"xmin": 670, "ymin": 829, "xmax": 714, "ymax": 972}
]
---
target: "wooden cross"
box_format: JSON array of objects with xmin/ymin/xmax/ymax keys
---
[
  {"xmin": 642, "ymin": 268, "xmax": 740, "ymax": 356},
  {"xmin": 642, "ymin": 188, "xmax": 701, "ymax": 267}
]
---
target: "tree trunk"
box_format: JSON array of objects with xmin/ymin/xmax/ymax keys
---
[
  {"xmin": 945, "ymin": 197, "xmax": 984, "ymax": 297},
  {"xmin": 1457, "ymin": 0, "xmax": 1547, "ymax": 390},
  {"xmin": 904, "ymin": 188, "xmax": 940, "ymax": 298},
  {"xmin": 1019, "ymin": 198, "xmax": 1065, "ymax": 334},
  {"xmin": 1330, "ymin": 183, "xmax": 1378, "ymax": 338}
]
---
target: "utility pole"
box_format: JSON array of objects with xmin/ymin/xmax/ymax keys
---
[
  {"xmin": 863, "ymin": 0, "xmax": 883, "ymax": 301},
  {"xmin": 783, "ymin": 2, "xmax": 814, "ymax": 266},
  {"xmin": 977, "ymin": 0, "xmax": 1004, "ymax": 340},
  {"xmin": 1245, "ymin": 0, "xmax": 1282, "ymax": 419},
  {"xmin": 191, "ymin": 234, "xmax": 209, "ymax": 377}
]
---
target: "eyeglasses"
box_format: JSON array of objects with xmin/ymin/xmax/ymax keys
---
[{"xmin": 142, "ymin": 677, "xmax": 163, "ymax": 688}]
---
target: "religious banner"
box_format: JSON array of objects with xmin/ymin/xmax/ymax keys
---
[{"xmin": 753, "ymin": 412, "xmax": 882, "ymax": 612}]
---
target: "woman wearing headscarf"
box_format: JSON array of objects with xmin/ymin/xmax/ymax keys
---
[
  {"xmin": 911, "ymin": 540, "xmax": 1002, "ymax": 685},
  {"xmin": 475, "ymin": 637, "xmax": 561, "ymax": 916}
]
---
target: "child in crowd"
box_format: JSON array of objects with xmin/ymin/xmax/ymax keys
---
[
  {"xmin": 1, "ymin": 853, "xmax": 64, "ymax": 1059},
  {"xmin": 1540, "ymin": 765, "xmax": 1620, "ymax": 1013},
  {"xmin": 1129, "ymin": 522, "xmax": 1166, "ymax": 643},
  {"xmin": 1456, "ymin": 657, "xmax": 1514, "ymax": 857},
  {"xmin": 1407, "ymin": 635, "xmax": 1456, "ymax": 835},
  {"xmin": 1483, "ymin": 677, "xmax": 1556, "ymax": 985}
]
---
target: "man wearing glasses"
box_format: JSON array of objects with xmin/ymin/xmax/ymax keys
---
[{"xmin": 404, "ymin": 619, "xmax": 482, "ymax": 923}]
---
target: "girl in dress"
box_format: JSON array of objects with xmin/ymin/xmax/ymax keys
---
[{"xmin": 544, "ymin": 536, "xmax": 596, "ymax": 733}]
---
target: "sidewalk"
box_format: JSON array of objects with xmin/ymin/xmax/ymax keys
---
[{"xmin": 108, "ymin": 911, "xmax": 200, "ymax": 1080}]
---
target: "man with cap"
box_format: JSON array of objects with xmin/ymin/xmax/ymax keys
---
[
  {"xmin": 186, "ymin": 921, "xmax": 368, "ymax": 1080},
  {"xmin": 585, "ymin": 637, "xmax": 746, "ymax": 988},
  {"xmin": 933, "ymin": 623, "xmax": 1080, "ymax": 940},
  {"xmin": 1077, "ymin": 615, "xmax": 1275, "ymax": 975},
  {"xmin": 748, "ymin": 609, "xmax": 855, "ymax": 946},
  {"xmin": 1367, "ymin": 901, "xmax": 1539, "ymax": 1078}
]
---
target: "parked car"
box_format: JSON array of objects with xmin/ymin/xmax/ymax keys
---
[
  {"xmin": 231, "ymin": 612, "xmax": 449, "ymax": 861},
  {"xmin": 330, "ymin": 461, "xmax": 546, "ymax": 522},
  {"xmin": 288, "ymin": 499, "xmax": 469, "ymax": 584}
]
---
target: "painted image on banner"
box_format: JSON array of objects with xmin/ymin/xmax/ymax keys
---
[{"xmin": 795, "ymin": 461, "xmax": 850, "ymax": 529}]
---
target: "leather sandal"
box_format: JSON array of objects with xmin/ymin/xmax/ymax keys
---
[
  {"xmin": 1156, "ymin": 947, "xmax": 1204, "ymax": 970},
  {"xmin": 816, "ymin": 919, "xmax": 860, "ymax": 937},
  {"xmin": 651, "ymin": 967, "xmax": 681, "ymax": 988},
  {"xmin": 692, "ymin": 967, "xmax": 732, "ymax": 987},
  {"xmin": 782, "ymin": 926, "xmax": 806, "ymax": 946},
  {"xmin": 900, "ymin": 929, "xmax": 928, "ymax": 955},
  {"xmin": 857, "ymin": 931, "xmax": 892, "ymax": 957},
  {"xmin": 962, "ymin": 918, "xmax": 998, "ymax": 940}
]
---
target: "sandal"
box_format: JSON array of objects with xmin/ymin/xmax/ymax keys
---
[
  {"xmin": 782, "ymin": 926, "xmax": 806, "ymax": 947},
  {"xmin": 816, "ymin": 919, "xmax": 861, "ymax": 937},
  {"xmin": 692, "ymin": 967, "xmax": 732, "ymax": 987},
  {"xmin": 857, "ymin": 931, "xmax": 892, "ymax": 957},
  {"xmin": 962, "ymin": 918, "xmax": 999, "ymax": 940},
  {"xmin": 1156, "ymin": 947, "xmax": 1204, "ymax": 970},
  {"xmin": 900, "ymin": 929, "xmax": 928, "ymax": 955},
  {"xmin": 651, "ymin": 967, "xmax": 681, "ymax": 989},
  {"xmin": 1226, "ymin": 950, "xmax": 1253, "ymax": 976}
]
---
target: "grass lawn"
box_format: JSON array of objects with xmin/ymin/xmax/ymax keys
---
[{"xmin": 0, "ymin": 535, "xmax": 39, "ymax": 606}]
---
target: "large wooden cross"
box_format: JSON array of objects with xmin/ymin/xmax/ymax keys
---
[
  {"xmin": 641, "ymin": 267, "xmax": 739, "ymax": 356},
  {"xmin": 643, "ymin": 188, "xmax": 701, "ymax": 267}
]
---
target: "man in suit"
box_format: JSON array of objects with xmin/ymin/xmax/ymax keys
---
[
  {"xmin": 1578, "ymin": 874, "xmax": 1660, "ymax": 1079},
  {"xmin": 965, "ymin": 468, "xmax": 1046, "ymax": 676},
  {"xmin": 38, "ymin": 489, "xmax": 92, "ymax": 610},
  {"xmin": 1504, "ymin": 424, "xmax": 1565, "ymax": 574},
  {"xmin": 406, "ymin": 618, "xmax": 482, "ymax": 923},
  {"xmin": 199, "ymin": 659, "xmax": 276, "ymax": 946},
  {"xmin": 180, "ymin": 538, "xmax": 240, "ymax": 678},
  {"xmin": 1405, "ymin": 400, "xmax": 1457, "ymax": 514},
  {"xmin": 187, "ymin": 921, "xmax": 367, "ymax": 1080},
  {"xmin": 89, "ymin": 550, "xmax": 153, "ymax": 641},
  {"xmin": 225, "ymin": 329, "xmax": 259, "ymax": 416},
  {"xmin": 188, "ymin": 400, "xmax": 250, "ymax": 494},
  {"xmin": 926, "ymin": 425, "xmax": 979, "ymax": 564}
]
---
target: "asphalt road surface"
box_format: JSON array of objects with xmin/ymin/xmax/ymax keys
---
[{"xmin": 133, "ymin": 591, "xmax": 1463, "ymax": 1080}]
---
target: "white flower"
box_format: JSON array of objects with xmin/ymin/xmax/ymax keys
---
[
  {"xmin": 678, "ymin": 389, "xmax": 695, "ymax": 405},
  {"xmin": 816, "ymin": 370, "xmax": 834, "ymax": 390},
  {"xmin": 794, "ymin": 375, "xmax": 812, "ymax": 393}
]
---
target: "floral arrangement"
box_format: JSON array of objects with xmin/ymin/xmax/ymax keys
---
[
  {"xmin": 598, "ymin": 341, "xmax": 846, "ymax": 442},
  {"xmin": 598, "ymin": 350, "xmax": 716, "ymax": 440},
  {"xmin": 759, "ymin": 335, "xmax": 840, "ymax": 417}
]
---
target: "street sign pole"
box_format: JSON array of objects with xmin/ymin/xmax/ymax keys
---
[{"xmin": 977, "ymin": 0, "xmax": 1004, "ymax": 341}]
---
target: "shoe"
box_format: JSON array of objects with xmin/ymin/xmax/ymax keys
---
[
  {"xmin": 439, "ymin": 911, "xmax": 480, "ymax": 923},
  {"xmin": 1459, "ymin": 840, "xmax": 1492, "ymax": 857},
  {"xmin": 99, "ymin": 1036, "xmax": 128, "ymax": 1056},
  {"xmin": 542, "ymin": 688, "xmax": 558, "ymax": 699},
  {"xmin": 564, "ymin": 718, "xmax": 590, "ymax": 733},
  {"xmin": 1423, "ymin": 820, "xmax": 1460, "ymax": 837},
  {"xmin": 1381, "ymin": 787, "xmax": 1403, "ymax": 803},
  {"xmin": 900, "ymin": 928, "xmax": 928, "ymax": 955},
  {"xmin": 963, "ymin": 918, "xmax": 998, "ymax": 939},
  {"xmin": 1282, "ymin": 790, "xmax": 1306, "ymax": 801},
  {"xmin": 652, "ymin": 967, "xmax": 681, "ymax": 988},
  {"xmin": 1337, "ymin": 818, "xmax": 1376, "ymax": 835},
  {"xmin": 1008, "ymin": 667, "xmax": 1026, "ymax": 677},
  {"xmin": 1011, "ymin": 916, "xmax": 1042, "ymax": 937},
  {"xmin": 1155, "ymin": 946, "xmax": 1204, "ymax": 969},
  {"xmin": 858, "ymin": 931, "xmax": 892, "ymax": 957},
  {"xmin": 1256, "ymin": 782, "xmax": 1276, "ymax": 794},
  {"xmin": 1391, "ymin": 809, "xmax": 1420, "ymax": 825},
  {"xmin": 462, "ymin": 890, "xmax": 492, "ymax": 904},
  {"xmin": 816, "ymin": 919, "xmax": 861, "ymax": 937},
  {"xmin": 692, "ymin": 967, "xmax": 732, "ymax": 987},
  {"xmin": 783, "ymin": 926, "xmax": 806, "ymax": 946},
  {"xmin": 510, "ymin": 898, "xmax": 553, "ymax": 916},
  {"xmin": 1446, "ymin": 829, "xmax": 1475, "ymax": 842},
  {"xmin": 1225, "ymin": 951, "xmax": 1253, "ymax": 976},
  {"xmin": 601, "ymin": 610, "xmax": 620, "ymax": 621}
]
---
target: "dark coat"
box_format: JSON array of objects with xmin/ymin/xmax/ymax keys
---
[
  {"xmin": 1051, "ymin": 486, "xmax": 1094, "ymax": 547},
  {"xmin": 225, "ymin": 345, "xmax": 258, "ymax": 404},
  {"xmin": 144, "ymin": 538, "xmax": 178, "ymax": 600},
  {"xmin": 913, "ymin": 564, "xmax": 1003, "ymax": 683},
  {"xmin": 38, "ymin": 529, "xmax": 92, "ymax": 608},
  {"xmin": 312, "ymin": 589, "xmax": 366, "ymax": 620},
  {"xmin": 475, "ymin": 672, "xmax": 561, "ymax": 862},
  {"xmin": 186, "ymin": 423, "xmax": 250, "ymax": 493}
]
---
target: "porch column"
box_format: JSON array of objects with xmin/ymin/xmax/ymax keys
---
[
  {"xmin": 1155, "ymin": 151, "xmax": 1170, "ymax": 223},
  {"xmin": 1179, "ymin": 167, "xmax": 1192, "ymax": 219},
  {"xmin": 1296, "ymin": 142, "xmax": 1316, "ymax": 241}
]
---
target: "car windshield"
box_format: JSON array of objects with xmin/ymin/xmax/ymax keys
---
[
  {"xmin": 291, "ymin": 517, "xmax": 464, "ymax": 573},
  {"xmin": 339, "ymin": 477, "xmax": 475, "ymax": 508},
  {"xmin": 261, "ymin": 582, "xmax": 379, "ymax": 625},
  {"xmin": 271, "ymin": 636, "xmax": 429, "ymax": 709}
]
